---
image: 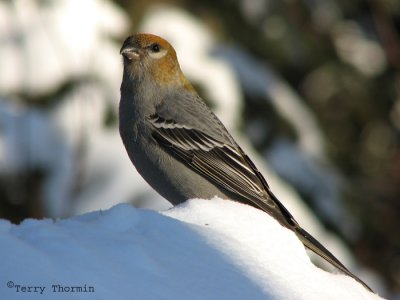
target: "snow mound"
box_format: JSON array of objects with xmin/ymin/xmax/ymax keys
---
[{"xmin": 1, "ymin": 198, "xmax": 383, "ymax": 300}]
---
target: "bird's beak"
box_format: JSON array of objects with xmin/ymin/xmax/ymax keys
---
[{"xmin": 120, "ymin": 46, "xmax": 140, "ymax": 61}]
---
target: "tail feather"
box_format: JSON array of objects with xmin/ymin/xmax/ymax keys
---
[
  {"xmin": 263, "ymin": 191, "xmax": 374, "ymax": 292},
  {"xmin": 295, "ymin": 226, "xmax": 373, "ymax": 292}
]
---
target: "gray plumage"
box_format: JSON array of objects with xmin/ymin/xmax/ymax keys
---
[{"xmin": 119, "ymin": 33, "xmax": 373, "ymax": 292}]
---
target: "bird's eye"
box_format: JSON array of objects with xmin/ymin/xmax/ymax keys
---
[
  {"xmin": 147, "ymin": 42, "xmax": 166, "ymax": 59},
  {"xmin": 150, "ymin": 43, "xmax": 160, "ymax": 52}
]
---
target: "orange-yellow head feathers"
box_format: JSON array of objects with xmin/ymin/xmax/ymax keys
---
[{"xmin": 120, "ymin": 33, "xmax": 191, "ymax": 90}]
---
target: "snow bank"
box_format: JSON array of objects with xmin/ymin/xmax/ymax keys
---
[{"xmin": 0, "ymin": 199, "xmax": 383, "ymax": 300}]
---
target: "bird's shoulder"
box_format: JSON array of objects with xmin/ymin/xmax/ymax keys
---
[{"xmin": 152, "ymin": 88, "xmax": 234, "ymax": 144}]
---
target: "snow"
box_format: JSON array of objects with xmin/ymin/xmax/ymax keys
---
[
  {"xmin": 215, "ymin": 45, "xmax": 326, "ymax": 159},
  {"xmin": 0, "ymin": 0, "xmax": 128, "ymax": 95},
  {"xmin": 0, "ymin": 1, "xmax": 386, "ymax": 296},
  {"xmin": 1, "ymin": 198, "xmax": 383, "ymax": 300},
  {"xmin": 332, "ymin": 21, "xmax": 387, "ymax": 76}
]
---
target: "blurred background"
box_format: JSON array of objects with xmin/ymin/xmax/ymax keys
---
[{"xmin": 0, "ymin": 0, "xmax": 399, "ymax": 297}]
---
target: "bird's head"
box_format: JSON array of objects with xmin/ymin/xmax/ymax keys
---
[{"xmin": 120, "ymin": 33, "xmax": 191, "ymax": 90}]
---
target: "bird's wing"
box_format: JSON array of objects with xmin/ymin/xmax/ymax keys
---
[
  {"xmin": 147, "ymin": 113, "xmax": 284, "ymax": 213},
  {"xmin": 147, "ymin": 115, "xmax": 374, "ymax": 292}
]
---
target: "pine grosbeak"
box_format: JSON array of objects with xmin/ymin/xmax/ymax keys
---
[{"xmin": 119, "ymin": 33, "xmax": 372, "ymax": 292}]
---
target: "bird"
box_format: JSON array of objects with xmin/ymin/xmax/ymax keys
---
[{"xmin": 119, "ymin": 33, "xmax": 373, "ymax": 292}]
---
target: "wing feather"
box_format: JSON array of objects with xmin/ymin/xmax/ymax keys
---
[{"xmin": 148, "ymin": 114, "xmax": 276, "ymax": 208}]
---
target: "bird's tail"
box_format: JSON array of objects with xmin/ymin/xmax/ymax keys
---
[{"xmin": 295, "ymin": 226, "xmax": 373, "ymax": 292}]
